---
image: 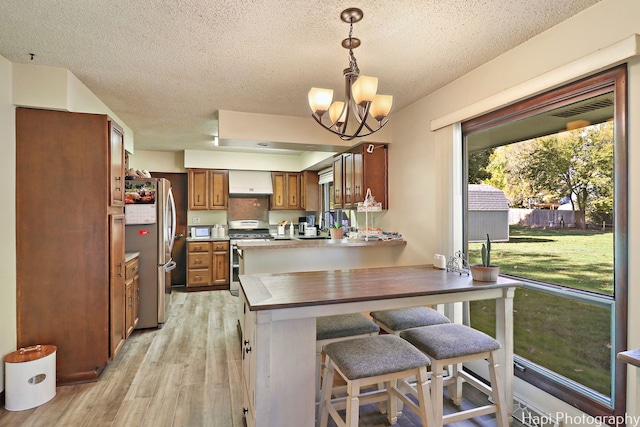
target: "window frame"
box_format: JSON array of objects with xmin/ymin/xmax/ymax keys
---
[{"xmin": 461, "ymin": 65, "xmax": 628, "ymax": 418}]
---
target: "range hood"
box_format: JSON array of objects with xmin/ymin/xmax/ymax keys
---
[{"xmin": 228, "ymin": 170, "xmax": 273, "ymax": 195}]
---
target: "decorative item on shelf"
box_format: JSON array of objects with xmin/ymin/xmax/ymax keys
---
[
  {"xmin": 469, "ymin": 234, "xmax": 500, "ymax": 282},
  {"xmin": 446, "ymin": 251, "xmax": 470, "ymax": 276},
  {"xmin": 357, "ymin": 188, "xmax": 382, "ymax": 241},
  {"xmin": 307, "ymin": 8, "xmax": 393, "ymax": 141}
]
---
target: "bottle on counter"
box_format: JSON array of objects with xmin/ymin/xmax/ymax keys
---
[{"xmin": 290, "ymin": 222, "xmax": 295, "ymax": 236}]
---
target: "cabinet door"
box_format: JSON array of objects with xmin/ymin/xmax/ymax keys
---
[
  {"xmin": 212, "ymin": 249, "xmax": 230, "ymax": 285},
  {"xmin": 300, "ymin": 171, "xmax": 320, "ymax": 211},
  {"xmin": 286, "ymin": 173, "xmax": 301, "ymax": 209},
  {"xmin": 188, "ymin": 169, "xmax": 208, "ymax": 210},
  {"xmin": 343, "ymin": 153, "xmax": 355, "ymax": 207},
  {"xmin": 208, "ymin": 170, "xmax": 228, "ymax": 210},
  {"xmin": 109, "ymin": 121, "xmax": 125, "ymax": 207},
  {"xmin": 332, "ymin": 157, "xmax": 343, "ymax": 209},
  {"xmin": 125, "ymin": 279, "xmax": 134, "ymax": 337},
  {"xmin": 109, "ymin": 214, "xmax": 126, "ymax": 359},
  {"xmin": 271, "ymin": 172, "xmax": 286, "ymax": 209},
  {"xmin": 133, "ymin": 273, "xmax": 140, "ymax": 331},
  {"xmin": 352, "ymin": 151, "xmax": 364, "ymax": 205}
]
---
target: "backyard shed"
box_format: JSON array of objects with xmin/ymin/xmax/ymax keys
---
[{"xmin": 468, "ymin": 184, "xmax": 510, "ymax": 242}]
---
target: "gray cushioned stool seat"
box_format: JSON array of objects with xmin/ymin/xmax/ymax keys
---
[
  {"xmin": 316, "ymin": 314, "xmax": 380, "ymax": 341},
  {"xmin": 323, "ymin": 334, "xmax": 430, "ymax": 380},
  {"xmin": 400, "ymin": 323, "xmax": 501, "ymax": 360},
  {"xmin": 370, "ymin": 306, "xmax": 450, "ymax": 331}
]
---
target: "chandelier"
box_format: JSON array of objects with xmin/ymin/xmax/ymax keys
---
[{"xmin": 308, "ymin": 8, "xmax": 393, "ymax": 141}]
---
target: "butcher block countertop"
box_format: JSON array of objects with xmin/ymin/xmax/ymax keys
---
[
  {"xmin": 236, "ymin": 238, "xmax": 406, "ymax": 250},
  {"xmin": 239, "ymin": 264, "xmax": 521, "ymax": 311}
]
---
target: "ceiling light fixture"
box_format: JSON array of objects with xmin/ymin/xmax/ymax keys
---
[{"xmin": 308, "ymin": 8, "xmax": 393, "ymax": 141}]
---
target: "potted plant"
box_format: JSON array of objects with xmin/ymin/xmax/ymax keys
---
[
  {"xmin": 329, "ymin": 223, "xmax": 344, "ymax": 239},
  {"xmin": 470, "ymin": 234, "xmax": 500, "ymax": 282}
]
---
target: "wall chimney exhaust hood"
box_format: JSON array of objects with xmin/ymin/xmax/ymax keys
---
[{"xmin": 228, "ymin": 170, "xmax": 274, "ymax": 195}]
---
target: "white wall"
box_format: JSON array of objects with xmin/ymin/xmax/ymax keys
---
[
  {"xmin": 0, "ymin": 54, "xmax": 16, "ymax": 393},
  {"xmin": 386, "ymin": 0, "xmax": 640, "ymax": 420}
]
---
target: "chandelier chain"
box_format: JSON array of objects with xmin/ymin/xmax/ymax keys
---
[{"xmin": 347, "ymin": 20, "xmax": 359, "ymax": 76}]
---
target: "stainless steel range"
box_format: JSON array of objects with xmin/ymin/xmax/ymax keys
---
[{"xmin": 228, "ymin": 220, "xmax": 273, "ymax": 295}]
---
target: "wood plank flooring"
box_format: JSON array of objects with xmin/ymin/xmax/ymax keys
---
[{"xmin": 0, "ymin": 289, "xmax": 518, "ymax": 427}]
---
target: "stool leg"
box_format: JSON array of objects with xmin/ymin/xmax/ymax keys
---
[
  {"xmin": 416, "ymin": 366, "xmax": 435, "ymax": 427},
  {"xmin": 447, "ymin": 362, "xmax": 464, "ymax": 406},
  {"xmin": 315, "ymin": 348, "xmax": 323, "ymax": 402},
  {"xmin": 487, "ymin": 350, "xmax": 509, "ymax": 427},
  {"xmin": 346, "ymin": 379, "xmax": 361, "ymax": 427},
  {"xmin": 386, "ymin": 380, "xmax": 399, "ymax": 425},
  {"xmin": 430, "ymin": 360, "xmax": 445, "ymax": 427},
  {"xmin": 318, "ymin": 356, "xmax": 335, "ymax": 427}
]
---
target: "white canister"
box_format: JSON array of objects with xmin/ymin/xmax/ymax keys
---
[
  {"xmin": 305, "ymin": 226, "xmax": 317, "ymax": 236},
  {"xmin": 433, "ymin": 254, "xmax": 447, "ymax": 269},
  {"xmin": 4, "ymin": 345, "xmax": 57, "ymax": 411}
]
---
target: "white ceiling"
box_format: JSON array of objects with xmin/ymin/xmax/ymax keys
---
[{"xmin": 0, "ymin": 0, "xmax": 601, "ymax": 154}]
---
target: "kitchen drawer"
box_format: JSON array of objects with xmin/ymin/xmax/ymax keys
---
[
  {"xmin": 187, "ymin": 268, "xmax": 211, "ymax": 286},
  {"xmin": 125, "ymin": 258, "xmax": 139, "ymax": 281},
  {"xmin": 188, "ymin": 252, "xmax": 210, "ymax": 269},
  {"xmin": 187, "ymin": 241, "xmax": 211, "ymax": 252},
  {"xmin": 212, "ymin": 241, "xmax": 229, "ymax": 251}
]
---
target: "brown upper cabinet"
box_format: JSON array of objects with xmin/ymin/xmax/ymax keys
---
[
  {"xmin": 300, "ymin": 171, "xmax": 320, "ymax": 211},
  {"xmin": 333, "ymin": 143, "xmax": 388, "ymax": 210},
  {"xmin": 188, "ymin": 169, "xmax": 229, "ymax": 210},
  {"xmin": 271, "ymin": 171, "xmax": 321, "ymax": 211}
]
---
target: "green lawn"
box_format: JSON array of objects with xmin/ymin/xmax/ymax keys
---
[{"xmin": 468, "ymin": 225, "xmax": 614, "ymax": 396}]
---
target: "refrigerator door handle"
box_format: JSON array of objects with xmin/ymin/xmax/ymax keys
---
[{"xmin": 167, "ymin": 188, "xmax": 177, "ymax": 256}]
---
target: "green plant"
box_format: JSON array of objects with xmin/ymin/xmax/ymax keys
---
[
  {"xmin": 481, "ymin": 233, "xmax": 492, "ymax": 267},
  {"xmin": 331, "ymin": 222, "xmax": 343, "ymax": 229}
]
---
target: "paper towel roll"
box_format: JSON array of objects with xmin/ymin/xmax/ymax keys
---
[{"xmin": 433, "ymin": 254, "xmax": 447, "ymax": 269}]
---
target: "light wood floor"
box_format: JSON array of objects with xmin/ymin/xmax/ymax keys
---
[{"xmin": 0, "ymin": 289, "xmax": 517, "ymax": 427}]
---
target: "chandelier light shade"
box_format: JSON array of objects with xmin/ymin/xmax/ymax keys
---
[{"xmin": 308, "ymin": 8, "xmax": 393, "ymax": 141}]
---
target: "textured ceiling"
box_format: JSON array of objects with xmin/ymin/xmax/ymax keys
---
[{"xmin": 0, "ymin": 0, "xmax": 601, "ymax": 153}]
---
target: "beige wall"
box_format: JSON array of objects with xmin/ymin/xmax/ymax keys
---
[
  {"xmin": 0, "ymin": 54, "xmax": 16, "ymax": 394},
  {"xmin": 385, "ymin": 0, "xmax": 640, "ymax": 419}
]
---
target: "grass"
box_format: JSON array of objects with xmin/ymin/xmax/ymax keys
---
[{"xmin": 468, "ymin": 225, "xmax": 614, "ymax": 396}]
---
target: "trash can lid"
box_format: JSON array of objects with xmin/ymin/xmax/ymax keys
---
[{"xmin": 4, "ymin": 345, "xmax": 57, "ymax": 363}]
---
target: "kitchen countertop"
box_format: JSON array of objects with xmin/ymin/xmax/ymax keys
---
[
  {"xmin": 240, "ymin": 264, "xmax": 520, "ymax": 311},
  {"xmin": 185, "ymin": 236, "xmax": 230, "ymax": 242},
  {"xmin": 236, "ymin": 237, "xmax": 405, "ymax": 250},
  {"xmin": 125, "ymin": 252, "xmax": 140, "ymax": 262}
]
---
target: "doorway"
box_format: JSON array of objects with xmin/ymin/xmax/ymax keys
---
[{"xmin": 152, "ymin": 172, "xmax": 187, "ymax": 286}]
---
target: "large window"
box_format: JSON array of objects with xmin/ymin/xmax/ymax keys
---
[{"xmin": 462, "ymin": 66, "xmax": 627, "ymax": 418}]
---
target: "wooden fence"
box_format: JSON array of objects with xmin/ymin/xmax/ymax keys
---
[{"xmin": 509, "ymin": 209, "xmax": 576, "ymax": 228}]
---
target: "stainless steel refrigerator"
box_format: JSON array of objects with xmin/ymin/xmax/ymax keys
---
[{"xmin": 124, "ymin": 178, "xmax": 176, "ymax": 328}]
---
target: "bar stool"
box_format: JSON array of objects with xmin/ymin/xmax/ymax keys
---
[
  {"xmin": 400, "ymin": 323, "xmax": 509, "ymax": 427},
  {"xmin": 318, "ymin": 334, "xmax": 434, "ymax": 427},
  {"xmin": 370, "ymin": 306, "xmax": 450, "ymax": 335},
  {"xmin": 316, "ymin": 314, "xmax": 380, "ymax": 402}
]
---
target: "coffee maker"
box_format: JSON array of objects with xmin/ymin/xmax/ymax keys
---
[{"xmin": 298, "ymin": 216, "xmax": 308, "ymax": 235}]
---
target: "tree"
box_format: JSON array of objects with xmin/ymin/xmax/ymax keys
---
[
  {"xmin": 468, "ymin": 149, "xmax": 494, "ymax": 184},
  {"xmin": 524, "ymin": 122, "xmax": 613, "ymax": 228}
]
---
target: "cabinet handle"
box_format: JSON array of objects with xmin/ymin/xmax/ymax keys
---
[
  {"xmin": 245, "ymin": 346, "xmax": 252, "ymax": 354},
  {"xmin": 243, "ymin": 408, "xmax": 249, "ymax": 415},
  {"xmin": 195, "ymin": 259, "xmax": 202, "ymax": 264},
  {"xmin": 292, "ymin": 195, "xmax": 296, "ymax": 204},
  {"xmin": 195, "ymin": 276, "xmax": 203, "ymax": 280},
  {"xmin": 278, "ymin": 195, "xmax": 281, "ymax": 204},
  {"xmin": 129, "ymin": 295, "xmax": 133, "ymax": 307},
  {"xmin": 118, "ymin": 263, "xmax": 123, "ymax": 277},
  {"xmin": 133, "ymin": 265, "xmax": 138, "ymax": 271},
  {"xmin": 244, "ymin": 339, "xmax": 250, "ymax": 345},
  {"xmin": 216, "ymin": 194, "xmax": 220, "ymax": 203},
  {"xmin": 197, "ymin": 194, "xmax": 201, "ymax": 203}
]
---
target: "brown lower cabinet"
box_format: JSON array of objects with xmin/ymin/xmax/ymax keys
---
[
  {"xmin": 125, "ymin": 255, "xmax": 140, "ymax": 337},
  {"xmin": 187, "ymin": 241, "xmax": 230, "ymax": 289}
]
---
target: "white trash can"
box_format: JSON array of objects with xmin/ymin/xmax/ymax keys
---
[{"xmin": 4, "ymin": 344, "xmax": 57, "ymax": 411}]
